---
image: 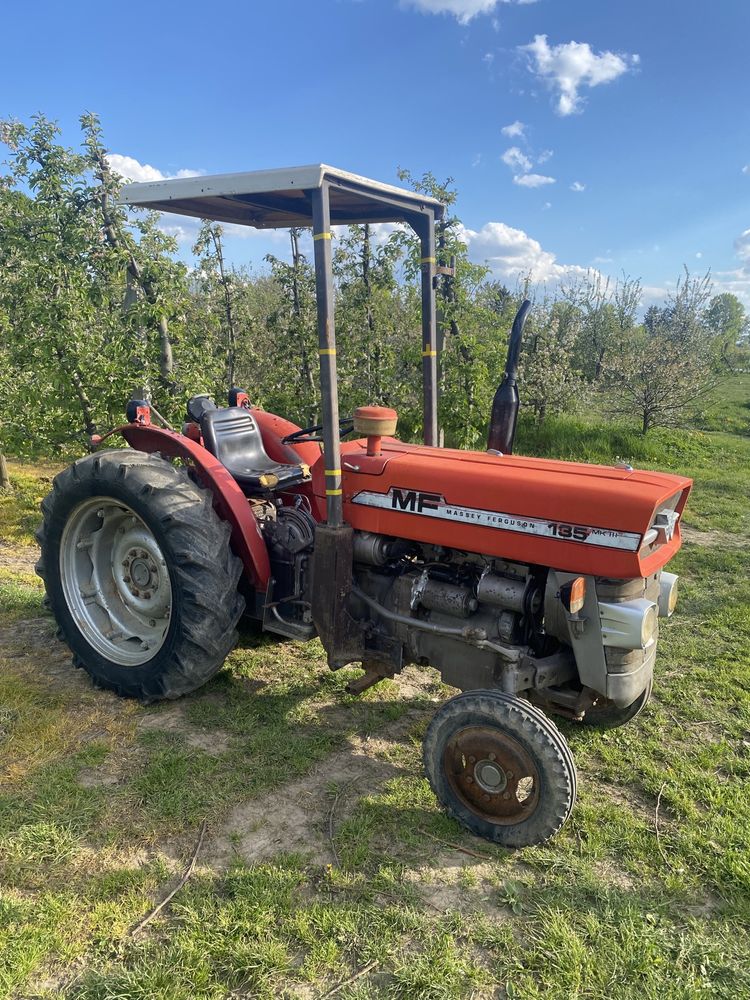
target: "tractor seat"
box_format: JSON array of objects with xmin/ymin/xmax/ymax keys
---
[{"xmin": 200, "ymin": 407, "xmax": 310, "ymax": 491}]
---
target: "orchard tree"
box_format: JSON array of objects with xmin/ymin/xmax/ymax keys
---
[
  {"xmin": 606, "ymin": 270, "xmax": 723, "ymax": 433},
  {"xmin": 705, "ymin": 292, "xmax": 749, "ymax": 350},
  {"xmin": 333, "ymin": 222, "xmax": 407, "ymax": 413},
  {"xmin": 264, "ymin": 230, "xmax": 320, "ymax": 425},
  {"xmin": 520, "ymin": 299, "xmax": 588, "ymax": 423},
  {"xmin": 192, "ymin": 220, "xmax": 240, "ymax": 387},
  {"xmin": 391, "ymin": 169, "xmax": 519, "ymax": 447},
  {"xmin": 567, "ymin": 272, "xmax": 641, "ymax": 381}
]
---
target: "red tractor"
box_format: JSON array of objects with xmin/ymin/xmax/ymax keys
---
[{"xmin": 37, "ymin": 166, "xmax": 691, "ymax": 847}]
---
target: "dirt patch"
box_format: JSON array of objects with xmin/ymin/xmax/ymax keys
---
[
  {"xmin": 0, "ymin": 542, "xmax": 39, "ymax": 575},
  {"xmin": 77, "ymin": 768, "xmax": 121, "ymax": 789},
  {"xmin": 137, "ymin": 706, "xmax": 232, "ymax": 755},
  {"xmin": 591, "ymin": 858, "xmax": 635, "ymax": 890},
  {"xmin": 404, "ymin": 860, "xmax": 513, "ymax": 918},
  {"xmin": 206, "ymin": 716, "xmax": 420, "ymax": 869},
  {"xmin": 206, "ymin": 668, "xmax": 439, "ymax": 870},
  {"xmin": 0, "ymin": 617, "xmax": 71, "ymax": 672},
  {"xmin": 681, "ymin": 525, "xmax": 745, "ymax": 548}
]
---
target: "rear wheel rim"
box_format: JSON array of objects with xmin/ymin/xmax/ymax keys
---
[
  {"xmin": 445, "ymin": 725, "xmax": 540, "ymax": 825},
  {"xmin": 59, "ymin": 497, "xmax": 172, "ymax": 666}
]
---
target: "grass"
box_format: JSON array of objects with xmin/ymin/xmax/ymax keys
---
[{"xmin": 1, "ymin": 379, "xmax": 749, "ymax": 998}]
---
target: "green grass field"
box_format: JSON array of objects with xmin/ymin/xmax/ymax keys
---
[{"xmin": 1, "ymin": 378, "xmax": 749, "ymax": 999}]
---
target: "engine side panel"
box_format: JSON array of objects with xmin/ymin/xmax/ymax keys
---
[{"xmin": 321, "ymin": 439, "xmax": 691, "ymax": 580}]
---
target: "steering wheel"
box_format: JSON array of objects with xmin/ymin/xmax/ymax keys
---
[{"xmin": 282, "ymin": 417, "xmax": 355, "ymax": 445}]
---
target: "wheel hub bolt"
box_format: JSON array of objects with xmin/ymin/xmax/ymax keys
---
[
  {"xmin": 488, "ymin": 752, "xmax": 496, "ymax": 761},
  {"xmin": 503, "ymin": 792, "xmax": 511, "ymax": 800},
  {"xmin": 468, "ymin": 755, "xmax": 476, "ymax": 764}
]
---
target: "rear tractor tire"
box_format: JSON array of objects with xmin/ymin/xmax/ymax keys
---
[
  {"xmin": 423, "ymin": 690, "xmax": 576, "ymax": 848},
  {"xmin": 36, "ymin": 449, "xmax": 245, "ymax": 701}
]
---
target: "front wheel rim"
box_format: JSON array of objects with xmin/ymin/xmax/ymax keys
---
[
  {"xmin": 59, "ymin": 497, "xmax": 172, "ymax": 667},
  {"xmin": 445, "ymin": 725, "xmax": 541, "ymax": 825}
]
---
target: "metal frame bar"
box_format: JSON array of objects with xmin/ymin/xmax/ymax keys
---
[
  {"xmin": 311, "ymin": 184, "xmax": 344, "ymax": 527},
  {"xmin": 415, "ymin": 213, "xmax": 439, "ymax": 447}
]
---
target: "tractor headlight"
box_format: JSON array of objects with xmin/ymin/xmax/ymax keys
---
[
  {"xmin": 658, "ymin": 572, "xmax": 678, "ymax": 617},
  {"xmin": 599, "ymin": 598, "xmax": 659, "ymax": 650}
]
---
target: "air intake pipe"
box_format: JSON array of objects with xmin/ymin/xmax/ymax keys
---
[{"xmin": 487, "ymin": 299, "xmax": 532, "ymax": 455}]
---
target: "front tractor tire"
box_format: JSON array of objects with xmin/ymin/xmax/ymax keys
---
[
  {"xmin": 580, "ymin": 676, "xmax": 653, "ymax": 730},
  {"xmin": 36, "ymin": 449, "xmax": 245, "ymax": 701},
  {"xmin": 424, "ymin": 690, "xmax": 577, "ymax": 848}
]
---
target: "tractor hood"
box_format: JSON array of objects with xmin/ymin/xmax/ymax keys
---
[{"xmin": 322, "ymin": 440, "xmax": 692, "ymax": 579}]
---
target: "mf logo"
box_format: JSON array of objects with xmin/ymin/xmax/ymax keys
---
[{"xmin": 391, "ymin": 488, "xmax": 442, "ymax": 513}]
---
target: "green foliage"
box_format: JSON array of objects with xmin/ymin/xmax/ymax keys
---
[
  {"xmin": 0, "ymin": 117, "xmax": 742, "ymax": 460},
  {"xmin": 605, "ymin": 270, "xmax": 728, "ymax": 433}
]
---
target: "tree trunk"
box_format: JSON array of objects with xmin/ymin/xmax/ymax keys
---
[
  {"xmin": 124, "ymin": 272, "xmax": 150, "ymax": 400},
  {"xmin": 211, "ymin": 227, "xmax": 237, "ymax": 388},
  {"xmin": 0, "ymin": 453, "xmax": 10, "ymax": 491},
  {"xmin": 361, "ymin": 225, "xmax": 380, "ymax": 401},
  {"xmin": 290, "ymin": 229, "xmax": 317, "ymax": 423},
  {"xmin": 594, "ymin": 346, "xmax": 606, "ymax": 380},
  {"xmin": 92, "ymin": 147, "xmax": 176, "ymax": 396},
  {"xmin": 56, "ymin": 345, "xmax": 98, "ymax": 441},
  {"xmin": 157, "ymin": 316, "xmax": 175, "ymax": 393}
]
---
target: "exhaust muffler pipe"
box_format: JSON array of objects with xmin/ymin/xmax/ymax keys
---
[{"xmin": 487, "ymin": 299, "xmax": 532, "ymax": 454}]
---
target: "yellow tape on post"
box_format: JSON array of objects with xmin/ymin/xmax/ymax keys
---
[
  {"xmin": 313, "ymin": 232, "xmax": 332, "ymax": 241},
  {"xmin": 419, "ymin": 256, "xmax": 436, "ymax": 264},
  {"xmin": 318, "ymin": 348, "xmax": 336, "ymax": 355},
  {"xmin": 325, "ymin": 488, "xmax": 343, "ymax": 496},
  {"xmin": 324, "ymin": 469, "xmax": 341, "ymax": 477},
  {"xmin": 421, "ymin": 349, "xmax": 438, "ymax": 357}
]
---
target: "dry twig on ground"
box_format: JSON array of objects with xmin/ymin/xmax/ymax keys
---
[{"xmin": 131, "ymin": 820, "xmax": 207, "ymax": 935}]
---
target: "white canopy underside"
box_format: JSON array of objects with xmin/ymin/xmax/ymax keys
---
[{"xmin": 119, "ymin": 163, "xmax": 443, "ymax": 229}]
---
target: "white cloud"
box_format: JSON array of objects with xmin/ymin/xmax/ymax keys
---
[
  {"xmin": 460, "ymin": 220, "xmax": 589, "ymax": 285},
  {"xmin": 742, "ymin": 165, "xmax": 749, "ymax": 175},
  {"xmin": 570, "ymin": 181, "xmax": 585, "ymax": 192},
  {"xmin": 736, "ymin": 229, "xmax": 750, "ymax": 265},
  {"xmin": 513, "ymin": 172, "xmax": 556, "ymax": 188},
  {"xmin": 501, "ymin": 147, "xmax": 555, "ymax": 187},
  {"xmin": 472, "ymin": 152, "xmax": 482, "ymax": 167},
  {"xmin": 501, "ymin": 120, "xmax": 526, "ymax": 138},
  {"xmin": 537, "ymin": 148, "xmax": 553, "ymax": 164},
  {"xmin": 403, "ymin": 0, "xmax": 536, "ymax": 24},
  {"xmin": 107, "ymin": 153, "xmax": 204, "ymax": 183},
  {"xmin": 501, "ymin": 146, "xmax": 532, "ymax": 173},
  {"xmin": 695, "ymin": 251, "xmax": 703, "ymax": 259},
  {"xmin": 709, "ymin": 229, "xmax": 750, "ymax": 307},
  {"xmin": 520, "ymin": 34, "xmax": 639, "ymax": 116}
]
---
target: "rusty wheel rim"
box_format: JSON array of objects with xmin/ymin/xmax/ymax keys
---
[{"xmin": 444, "ymin": 726, "xmax": 540, "ymax": 825}]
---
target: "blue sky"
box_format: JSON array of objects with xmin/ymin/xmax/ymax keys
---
[{"xmin": 3, "ymin": 0, "xmax": 750, "ymax": 304}]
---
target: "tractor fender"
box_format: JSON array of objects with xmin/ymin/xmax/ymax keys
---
[{"xmin": 118, "ymin": 424, "xmax": 271, "ymax": 590}]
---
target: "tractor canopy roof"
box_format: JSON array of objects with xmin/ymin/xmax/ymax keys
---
[{"xmin": 119, "ymin": 163, "xmax": 444, "ymax": 230}]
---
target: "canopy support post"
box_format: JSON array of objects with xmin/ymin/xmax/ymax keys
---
[
  {"xmin": 416, "ymin": 212, "xmax": 439, "ymax": 447},
  {"xmin": 311, "ymin": 183, "xmax": 343, "ymax": 527}
]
